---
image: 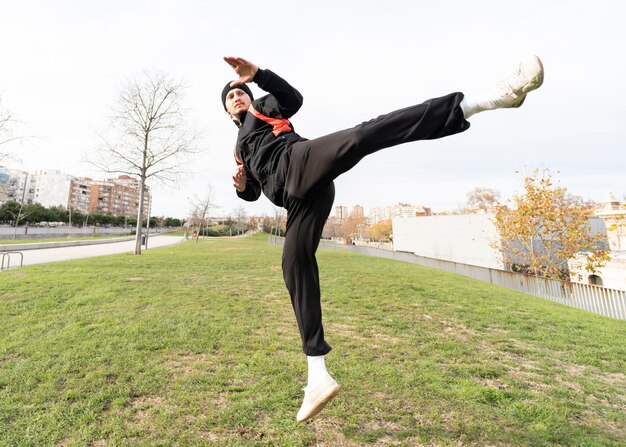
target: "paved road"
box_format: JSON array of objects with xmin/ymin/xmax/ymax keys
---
[{"xmin": 2, "ymin": 235, "xmax": 186, "ymax": 268}]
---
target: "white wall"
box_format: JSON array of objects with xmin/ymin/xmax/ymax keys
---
[{"xmin": 392, "ymin": 214, "xmax": 503, "ymax": 270}]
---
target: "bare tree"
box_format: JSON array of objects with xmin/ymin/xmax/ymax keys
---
[
  {"xmin": 1, "ymin": 96, "xmax": 19, "ymax": 164},
  {"xmin": 224, "ymin": 214, "xmax": 236, "ymax": 236},
  {"xmin": 338, "ymin": 212, "xmax": 369, "ymax": 241},
  {"xmin": 466, "ymin": 187, "xmax": 501, "ymax": 213},
  {"xmin": 190, "ymin": 186, "xmax": 217, "ymax": 244},
  {"xmin": 91, "ymin": 71, "xmax": 199, "ymax": 254},
  {"xmin": 322, "ymin": 216, "xmax": 341, "ymax": 239},
  {"xmin": 272, "ymin": 206, "xmax": 287, "ymax": 239},
  {"xmin": 233, "ymin": 206, "xmax": 248, "ymax": 236},
  {"xmin": 0, "ymin": 200, "xmax": 33, "ymax": 239}
]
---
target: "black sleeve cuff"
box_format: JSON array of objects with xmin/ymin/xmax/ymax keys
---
[{"xmin": 252, "ymin": 68, "xmax": 267, "ymax": 85}]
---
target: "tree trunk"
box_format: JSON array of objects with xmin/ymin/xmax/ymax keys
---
[
  {"xmin": 134, "ymin": 133, "xmax": 150, "ymax": 255},
  {"xmin": 134, "ymin": 177, "xmax": 145, "ymax": 255}
]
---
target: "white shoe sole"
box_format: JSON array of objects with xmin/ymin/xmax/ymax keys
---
[{"xmin": 296, "ymin": 383, "xmax": 341, "ymax": 423}]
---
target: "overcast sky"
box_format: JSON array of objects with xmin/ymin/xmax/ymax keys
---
[{"xmin": 1, "ymin": 0, "xmax": 624, "ymax": 218}]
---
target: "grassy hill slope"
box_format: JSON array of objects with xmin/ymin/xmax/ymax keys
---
[{"xmin": 1, "ymin": 234, "xmax": 624, "ymax": 446}]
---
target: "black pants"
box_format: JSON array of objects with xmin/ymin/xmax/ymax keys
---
[{"xmin": 282, "ymin": 92, "xmax": 469, "ymax": 356}]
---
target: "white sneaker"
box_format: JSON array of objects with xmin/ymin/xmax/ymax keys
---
[
  {"xmin": 296, "ymin": 375, "xmax": 341, "ymax": 423},
  {"xmin": 490, "ymin": 55, "xmax": 544, "ymax": 109}
]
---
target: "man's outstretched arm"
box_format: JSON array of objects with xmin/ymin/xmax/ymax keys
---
[{"xmin": 224, "ymin": 56, "xmax": 303, "ymax": 118}]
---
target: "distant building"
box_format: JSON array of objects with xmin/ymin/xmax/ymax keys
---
[
  {"xmin": 369, "ymin": 202, "xmax": 431, "ymax": 224},
  {"xmin": 30, "ymin": 170, "xmax": 73, "ymax": 208},
  {"xmin": 0, "ymin": 167, "xmax": 150, "ymax": 219},
  {"xmin": 335, "ymin": 205, "xmax": 349, "ymax": 220},
  {"xmin": 0, "ymin": 168, "xmax": 31, "ymax": 204},
  {"xmin": 69, "ymin": 177, "xmax": 93, "ymax": 213},
  {"xmin": 89, "ymin": 176, "xmax": 150, "ymax": 218},
  {"xmin": 351, "ymin": 204, "xmax": 364, "ymax": 219},
  {"xmin": 569, "ymin": 251, "xmax": 626, "ymax": 291},
  {"xmin": 0, "ymin": 171, "xmax": 9, "ymax": 202},
  {"xmin": 569, "ymin": 192, "xmax": 626, "ymax": 291},
  {"xmin": 594, "ymin": 192, "xmax": 626, "ymax": 251}
]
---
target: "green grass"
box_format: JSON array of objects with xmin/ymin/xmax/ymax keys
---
[
  {"xmin": 165, "ymin": 229, "xmax": 189, "ymax": 236},
  {"xmin": 1, "ymin": 234, "xmax": 625, "ymax": 446}
]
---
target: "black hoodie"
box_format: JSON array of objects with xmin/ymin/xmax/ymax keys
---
[{"xmin": 233, "ymin": 68, "xmax": 305, "ymax": 207}]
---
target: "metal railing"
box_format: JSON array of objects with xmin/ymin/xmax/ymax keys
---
[
  {"xmin": 268, "ymin": 238, "xmax": 626, "ymax": 320},
  {"xmin": 1, "ymin": 251, "xmax": 24, "ymax": 271}
]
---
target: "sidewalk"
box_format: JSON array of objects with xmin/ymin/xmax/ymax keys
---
[{"xmin": 1, "ymin": 235, "xmax": 185, "ymax": 269}]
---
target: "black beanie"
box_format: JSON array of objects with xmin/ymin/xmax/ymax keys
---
[{"xmin": 221, "ymin": 82, "xmax": 254, "ymax": 111}]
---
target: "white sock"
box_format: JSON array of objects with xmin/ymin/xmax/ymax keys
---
[
  {"xmin": 307, "ymin": 355, "xmax": 330, "ymax": 388},
  {"xmin": 460, "ymin": 89, "xmax": 499, "ymax": 119}
]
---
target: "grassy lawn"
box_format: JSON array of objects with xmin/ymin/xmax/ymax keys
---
[{"xmin": 1, "ymin": 234, "xmax": 624, "ymax": 446}]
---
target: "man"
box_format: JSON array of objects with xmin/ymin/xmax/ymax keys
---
[{"xmin": 222, "ymin": 55, "xmax": 544, "ymax": 422}]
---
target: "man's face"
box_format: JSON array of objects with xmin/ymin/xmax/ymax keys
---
[{"xmin": 225, "ymin": 88, "xmax": 251, "ymax": 118}]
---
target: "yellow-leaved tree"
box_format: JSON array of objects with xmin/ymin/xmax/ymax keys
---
[
  {"xmin": 492, "ymin": 169, "xmax": 610, "ymax": 280},
  {"xmin": 369, "ymin": 219, "xmax": 393, "ymax": 242}
]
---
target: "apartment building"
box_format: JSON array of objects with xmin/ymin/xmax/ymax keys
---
[
  {"xmin": 69, "ymin": 177, "xmax": 92, "ymax": 213},
  {"xmin": 352, "ymin": 204, "xmax": 364, "ymax": 219},
  {"xmin": 335, "ymin": 205, "xmax": 349, "ymax": 220},
  {"xmin": 369, "ymin": 202, "xmax": 432, "ymax": 223},
  {"xmin": 31, "ymin": 170, "xmax": 73, "ymax": 208},
  {"xmin": 89, "ymin": 176, "xmax": 150, "ymax": 218},
  {"xmin": 0, "ymin": 168, "xmax": 31, "ymax": 204},
  {"xmin": 0, "ymin": 168, "xmax": 150, "ymax": 218}
]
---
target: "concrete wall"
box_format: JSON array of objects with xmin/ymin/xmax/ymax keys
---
[
  {"xmin": 0, "ymin": 225, "xmax": 134, "ymax": 239},
  {"xmin": 393, "ymin": 215, "xmax": 610, "ymax": 276},
  {"xmin": 392, "ymin": 214, "xmax": 503, "ymax": 270}
]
